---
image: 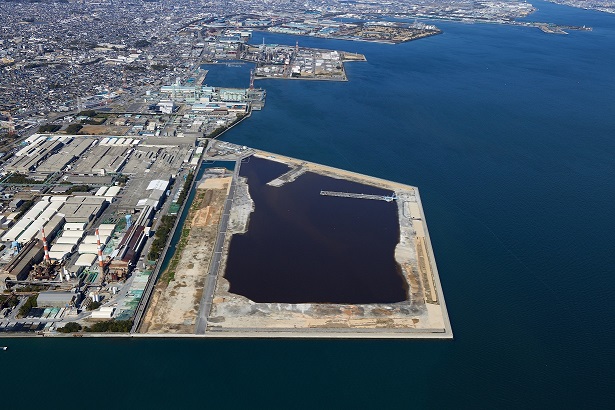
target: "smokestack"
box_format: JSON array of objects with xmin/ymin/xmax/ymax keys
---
[
  {"xmin": 96, "ymin": 228, "xmax": 104, "ymax": 275},
  {"xmin": 41, "ymin": 228, "xmax": 50, "ymax": 264}
]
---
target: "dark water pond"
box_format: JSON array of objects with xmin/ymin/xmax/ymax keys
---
[{"xmin": 224, "ymin": 156, "xmax": 406, "ymax": 304}]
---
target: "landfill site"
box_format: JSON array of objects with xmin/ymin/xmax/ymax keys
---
[{"xmin": 137, "ymin": 140, "xmax": 453, "ymax": 339}]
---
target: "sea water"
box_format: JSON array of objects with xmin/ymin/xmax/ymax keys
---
[{"xmin": 3, "ymin": 2, "xmax": 615, "ymax": 408}]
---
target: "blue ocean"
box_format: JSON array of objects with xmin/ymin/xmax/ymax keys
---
[{"xmin": 2, "ymin": 1, "xmax": 614, "ymax": 408}]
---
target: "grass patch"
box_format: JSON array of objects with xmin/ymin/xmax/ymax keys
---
[
  {"xmin": 160, "ymin": 226, "xmax": 191, "ymax": 285},
  {"xmin": 18, "ymin": 295, "xmax": 38, "ymax": 318}
]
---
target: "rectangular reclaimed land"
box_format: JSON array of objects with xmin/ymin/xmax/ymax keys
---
[{"xmin": 138, "ymin": 142, "xmax": 452, "ymax": 339}]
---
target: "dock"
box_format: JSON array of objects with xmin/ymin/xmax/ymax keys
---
[{"xmin": 320, "ymin": 190, "xmax": 397, "ymax": 202}]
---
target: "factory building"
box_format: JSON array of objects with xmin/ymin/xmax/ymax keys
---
[
  {"xmin": 83, "ymin": 234, "xmax": 110, "ymax": 245},
  {"xmin": 78, "ymin": 243, "xmax": 101, "ymax": 255},
  {"xmin": 191, "ymin": 102, "xmax": 248, "ymax": 114},
  {"xmin": 36, "ymin": 137, "xmax": 93, "ymax": 175},
  {"xmin": 71, "ymin": 145, "xmax": 129, "ymax": 175},
  {"xmin": 1, "ymin": 239, "xmax": 44, "ymax": 281},
  {"xmin": 64, "ymin": 222, "xmax": 87, "ymax": 231},
  {"xmin": 55, "ymin": 236, "xmax": 80, "ymax": 245},
  {"xmin": 109, "ymin": 225, "xmax": 146, "ymax": 278},
  {"xmin": 37, "ymin": 291, "xmax": 79, "ymax": 308},
  {"xmin": 2, "ymin": 199, "xmax": 64, "ymax": 243},
  {"xmin": 60, "ymin": 230, "xmax": 84, "ymax": 238},
  {"xmin": 136, "ymin": 179, "xmax": 169, "ymax": 210},
  {"xmin": 75, "ymin": 253, "xmax": 98, "ymax": 267},
  {"xmin": 7, "ymin": 138, "xmax": 66, "ymax": 174},
  {"xmin": 90, "ymin": 306, "xmax": 115, "ymax": 319},
  {"xmin": 60, "ymin": 196, "xmax": 108, "ymax": 224},
  {"xmin": 42, "ymin": 215, "xmax": 65, "ymax": 242}
]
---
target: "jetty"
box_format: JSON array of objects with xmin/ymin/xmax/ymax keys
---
[{"xmin": 320, "ymin": 190, "xmax": 396, "ymax": 202}]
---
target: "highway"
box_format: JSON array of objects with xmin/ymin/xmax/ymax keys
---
[{"xmin": 194, "ymin": 159, "xmax": 240, "ymax": 334}]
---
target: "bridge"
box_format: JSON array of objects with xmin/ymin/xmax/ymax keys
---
[{"xmin": 320, "ymin": 190, "xmax": 397, "ymax": 202}]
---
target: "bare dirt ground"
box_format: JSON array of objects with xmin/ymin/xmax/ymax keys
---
[
  {"xmin": 140, "ymin": 176, "xmax": 230, "ymax": 334},
  {"xmin": 79, "ymin": 125, "xmax": 131, "ymax": 135}
]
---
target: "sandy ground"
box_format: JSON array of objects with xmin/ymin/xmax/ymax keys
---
[
  {"xmin": 228, "ymin": 176, "xmax": 253, "ymax": 235},
  {"xmin": 210, "ymin": 277, "xmax": 432, "ymax": 331},
  {"xmin": 141, "ymin": 176, "xmax": 230, "ymax": 334}
]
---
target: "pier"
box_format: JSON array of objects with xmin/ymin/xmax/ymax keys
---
[{"xmin": 320, "ymin": 190, "xmax": 397, "ymax": 202}]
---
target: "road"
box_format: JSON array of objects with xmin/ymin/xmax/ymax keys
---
[{"xmin": 194, "ymin": 159, "xmax": 240, "ymax": 334}]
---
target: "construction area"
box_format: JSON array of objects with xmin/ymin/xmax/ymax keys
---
[
  {"xmin": 137, "ymin": 140, "xmax": 452, "ymax": 339},
  {"xmin": 140, "ymin": 170, "xmax": 233, "ymax": 334}
]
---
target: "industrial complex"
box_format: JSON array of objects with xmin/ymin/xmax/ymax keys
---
[
  {"xmin": 0, "ymin": 135, "xmax": 452, "ymax": 339},
  {"xmin": 0, "ymin": 131, "xmax": 203, "ymax": 329},
  {"xmin": 0, "ymin": 8, "xmax": 451, "ymax": 338}
]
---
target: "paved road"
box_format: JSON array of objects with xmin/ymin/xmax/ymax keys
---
[{"xmin": 194, "ymin": 160, "xmax": 240, "ymax": 334}]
